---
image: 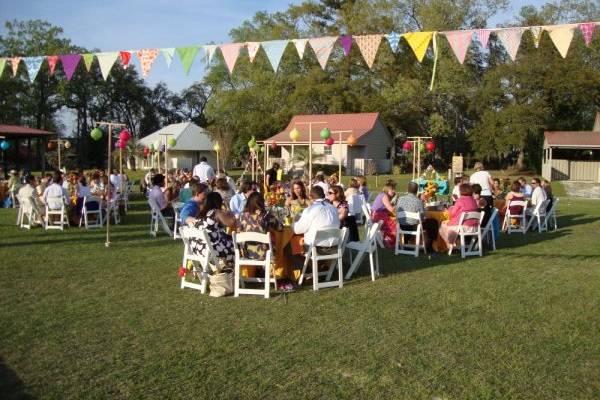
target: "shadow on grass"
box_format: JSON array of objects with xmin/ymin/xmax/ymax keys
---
[
  {"xmin": 0, "ymin": 356, "xmax": 35, "ymax": 400},
  {"xmin": 554, "ymin": 213, "xmax": 600, "ymax": 229}
]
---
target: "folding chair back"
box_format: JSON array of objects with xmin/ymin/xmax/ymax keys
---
[
  {"xmin": 395, "ymin": 211, "xmax": 426, "ymax": 257},
  {"xmin": 345, "ymin": 222, "xmax": 381, "ymax": 281},
  {"xmin": 479, "ymin": 207, "xmax": 498, "ymax": 251},
  {"xmin": 233, "ymin": 231, "xmax": 275, "ymax": 299},
  {"xmin": 299, "ymin": 227, "xmax": 347, "ymax": 291},
  {"xmin": 456, "ymin": 211, "xmax": 484, "ymax": 258},
  {"xmin": 148, "ymin": 197, "xmax": 173, "ymax": 237},
  {"xmin": 106, "ymin": 195, "xmax": 121, "ymax": 225},
  {"xmin": 18, "ymin": 195, "xmax": 38, "ymax": 229},
  {"xmin": 79, "ymin": 196, "xmax": 103, "ymax": 229},
  {"xmin": 45, "ymin": 196, "xmax": 68, "ymax": 230},
  {"xmin": 179, "ymin": 226, "xmax": 216, "ymax": 293},
  {"xmin": 504, "ymin": 200, "xmax": 527, "ymax": 234},
  {"xmin": 527, "ymin": 199, "xmax": 550, "ymax": 233},
  {"xmin": 545, "ymin": 197, "xmax": 559, "ymax": 231},
  {"xmin": 15, "ymin": 194, "xmax": 24, "ymax": 226}
]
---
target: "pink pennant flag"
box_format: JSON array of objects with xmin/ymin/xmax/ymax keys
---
[
  {"xmin": 10, "ymin": 57, "xmax": 21, "ymax": 76},
  {"xmin": 308, "ymin": 36, "xmax": 338, "ymax": 69},
  {"xmin": 219, "ymin": 43, "xmax": 244, "ymax": 74},
  {"xmin": 136, "ymin": 49, "xmax": 159, "ymax": 78},
  {"xmin": 246, "ymin": 42, "xmax": 261, "ymax": 63},
  {"xmin": 475, "ymin": 29, "xmax": 492, "ymax": 49},
  {"xmin": 354, "ymin": 34, "xmax": 383, "ymax": 69},
  {"xmin": 579, "ymin": 22, "xmax": 597, "ymax": 46},
  {"xmin": 47, "ymin": 55, "xmax": 59, "ymax": 75},
  {"xmin": 444, "ymin": 30, "xmax": 473, "ymax": 64},
  {"xmin": 120, "ymin": 51, "xmax": 131, "ymax": 69},
  {"xmin": 496, "ymin": 28, "xmax": 525, "ymax": 61},
  {"xmin": 59, "ymin": 54, "xmax": 81, "ymax": 80},
  {"xmin": 339, "ymin": 35, "xmax": 353, "ymax": 56}
]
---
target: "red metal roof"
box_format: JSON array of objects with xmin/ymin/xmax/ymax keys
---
[
  {"xmin": 0, "ymin": 124, "xmax": 55, "ymax": 136},
  {"xmin": 265, "ymin": 112, "xmax": 382, "ymax": 143},
  {"xmin": 544, "ymin": 131, "xmax": 600, "ymax": 148}
]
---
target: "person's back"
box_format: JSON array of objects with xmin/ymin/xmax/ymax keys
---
[
  {"xmin": 193, "ymin": 157, "xmax": 215, "ymax": 183},
  {"xmin": 43, "ymin": 173, "xmax": 67, "ymax": 210},
  {"xmin": 396, "ymin": 182, "xmax": 424, "ymax": 226},
  {"xmin": 294, "ymin": 186, "xmax": 340, "ymax": 246}
]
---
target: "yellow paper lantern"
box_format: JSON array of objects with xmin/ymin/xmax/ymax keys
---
[
  {"xmin": 213, "ymin": 142, "xmax": 221, "ymax": 152},
  {"xmin": 289, "ymin": 128, "xmax": 300, "ymax": 142}
]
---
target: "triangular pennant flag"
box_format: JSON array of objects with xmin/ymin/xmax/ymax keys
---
[
  {"xmin": 529, "ymin": 26, "xmax": 543, "ymax": 48},
  {"xmin": 385, "ymin": 32, "xmax": 401, "ymax": 53},
  {"xmin": 354, "ymin": 34, "xmax": 383, "ymax": 69},
  {"xmin": 246, "ymin": 42, "xmax": 261, "ymax": 63},
  {"xmin": 47, "ymin": 55, "xmax": 59, "ymax": 75},
  {"xmin": 292, "ymin": 39, "xmax": 308, "ymax": 59},
  {"xmin": 546, "ymin": 25, "xmax": 575, "ymax": 58},
  {"xmin": 261, "ymin": 40, "xmax": 289, "ymax": 71},
  {"xmin": 176, "ymin": 46, "xmax": 199, "ymax": 74},
  {"xmin": 219, "ymin": 43, "xmax": 244, "ymax": 74},
  {"xmin": 0, "ymin": 58, "xmax": 6, "ymax": 77},
  {"xmin": 82, "ymin": 54, "xmax": 95, "ymax": 72},
  {"xmin": 308, "ymin": 36, "xmax": 338, "ymax": 69},
  {"xmin": 10, "ymin": 57, "xmax": 21, "ymax": 77},
  {"xmin": 403, "ymin": 31, "xmax": 434, "ymax": 62},
  {"xmin": 496, "ymin": 28, "xmax": 525, "ymax": 61},
  {"xmin": 339, "ymin": 35, "xmax": 353, "ymax": 56},
  {"xmin": 24, "ymin": 56, "xmax": 44, "ymax": 82},
  {"xmin": 136, "ymin": 49, "xmax": 159, "ymax": 78},
  {"xmin": 161, "ymin": 48, "xmax": 175, "ymax": 67},
  {"xmin": 119, "ymin": 51, "xmax": 131, "ymax": 69},
  {"xmin": 579, "ymin": 22, "xmax": 597, "ymax": 46},
  {"xmin": 59, "ymin": 54, "xmax": 80, "ymax": 80},
  {"xmin": 203, "ymin": 45, "xmax": 217, "ymax": 67},
  {"xmin": 475, "ymin": 29, "xmax": 492, "ymax": 49},
  {"xmin": 444, "ymin": 30, "xmax": 473, "ymax": 64},
  {"xmin": 96, "ymin": 52, "xmax": 119, "ymax": 80}
]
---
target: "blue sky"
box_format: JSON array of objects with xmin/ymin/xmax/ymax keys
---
[{"xmin": 0, "ymin": 0, "xmax": 549, "ymax": 92}]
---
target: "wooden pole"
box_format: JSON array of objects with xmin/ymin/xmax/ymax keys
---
[
  {"xmin": 412, "ymin": 143, "xmax": 416, "ymax": 181},
  {"xmin": 264, "ymin": 143, "xmax": 269, "ymax": 190},
  {"xmin": 164, "ymin": 135, "xmax": 168, "ymax": 189},
  {"xmin": 216, "ymin": 148, "xmax": 220, "ymax": 173},
  {"xmin": 417, "ymin": 137, "xmax": 421, "ymax": 179},
  {"xmin": 57, "ymin": 139, "xmax": 62, "ymax": 171},
  {"xmin": 309, "ymin": 123, "xmax": 313, "ymax": 184},
  {"xmin": 106, "ymin": 124, "xmax": 112, "ymax": 248},
  {"xmin": 119, "ymin": 146, "xmax": 123, "ymax": 194},
  {"xmin": 338, "ymin": 131, "xmax": 342, "ymax": 182}
]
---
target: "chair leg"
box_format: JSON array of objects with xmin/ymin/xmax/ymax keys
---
[
  {"xmin": 264, "ymin": 263, "xmax": 270, "ymax": 299},
  {"xmin": 312, "ymin": 258, "xmax": 318, "ymax": 291},
  {"xmin": 369, "ymin": 251, "xmax": 375, "ymax": 281},
  {"xmin": 337, "ymin": 255, "xmax": 343, "ymax": 288},
  {"xmin": 234, "ymin": 263, "xmax": 240, "ymax": 297}
]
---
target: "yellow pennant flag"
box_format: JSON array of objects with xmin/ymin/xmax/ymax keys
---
[
  {"xmin": 547, "ymin": 25, "xmax": 575, "ymax": 58},
  {"xmin": 403, "ymin": 32, "xmax": 434, "ymax": 63}
]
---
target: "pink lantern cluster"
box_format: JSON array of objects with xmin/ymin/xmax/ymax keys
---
[
  {"xmin": 116, "ymin": 129, "xmax": 132, "ymax": 149},
  {"xmin": 402, "ymin": 139, "xmax": 436, "ymax": 153}
]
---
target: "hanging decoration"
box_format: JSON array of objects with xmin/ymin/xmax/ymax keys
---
[
  {"xmin": 496, "ymin": 28, "xmax": 525, "ymax": 62},
  {"xmin": 246, "ymin": 42, "xmax": 261, "ymax": 63},
  {"xmin": 289, "ymin": 128, "xmax": 300, "ymax": 142},
  {"xmin": 402, "ymin": 141, "xmax": 413, "ymax": 151},
  {"xmin": 320, "ymin": 127, "xmax": 331, "ymax": 139},
  {"xmin": 403, "ymin": 31, "xmax": 434, "ymax": 62},
  {"xmin": 309, "ymin": 36, "xmax": 338, "ymax": 69},
  {"xmin": 220, "ymin": 43, "xmax": 244, "ymax": 74},
  {"xmin": 10, "ymin": 57, "xmax": 21, "ymax": 77},
  {"xmin": 475, "ymin": 29, "xmax": 492, "ymax": 49},
  {"xmin": 203, "ymin": 45, "xmax": 218, "ymax": 67},
  {"xmin": 47, "ymin": 55, "xmax": 59, "ymax": 75},
  {"xmin": 270, "ymin": 141, "xmax": 278, "ymax": 150},
  {"xmin": 347, "ymin": 134, "xmax": 357, "ymax": 146},
  {"xmin": 90, "ymin": 128, "xmax": 103, "ymax": 141},
  {"xmin": 530, "ymin": 26, "xmax": 544, "ymax": 48},
  {"xmin": 82, "ymin": 53, "xmax": 95, "ymax": 72},
  {"xmin": 0, "ymin": 58, "xmax": 6, "ymax": 77},
  {"xmin": 136, "ymin": 49, "xmax": 160, "ymax": 78},
  {"xmin": 444, "ymin": 30, "xmax": 473, "ymax": 64},
  {"xmin": 0, "ymin": 140, "xmax": 9, "ymax": 150},
  {"xmin": 339, "ymin": 35, "xmax": 353, "ymax": 56},
  {"xmin": 261, "ymin": 40, "xmax": 289, "ymax": 72},
  {"xmin": 547, "ymin": 25, "xmax": 576, "ymax": 58},
  {"xmin": 176, "ymin": 46, "xmax": 199, "ymax": 75},
  {"xmin": 119, "ymin": 51, "xmax": 132, "ymax": 69},
  {"xmin": 325, "ymin": 137, "xmax": 334, "ymax": 146},
  {"xmin": 96, "ymin": 52, "xmax": 119, "ymax": 80},
  {"xmin": 213, "ymin": 142, "xmax": 220, "ymax": 152},
  {"xmin": 418, "ymin": 143, "xmax": 425, "ymax": 153},
  {"xmin": 425, "ymin": 140, "xmax": 435, "ymax": 153},
  {"xmin": 119, "ymin": 130, "xmax": 132, "ymax": 141},
  {"xmin": 60, "ymin": 54, "xmax": 81, "ymax": 80},
  {"xmin": 24, "ymin": 56, "xmax": 44, "ymax": 82},
  {"xmin": 47, "ymin": 141, "xmax": 56, "ymax": 150},
  {"xmin": 64, "ymin": 140, "xmax": 71, "ymax": 149},
  {"xmin": 355, "ymin": 34, "xmax": 383, "ymax": 69},
  {"xmin": 248, "ymin": 136, "xmax": 257, "ymax": 149},
  {"xmin": 579, "ymin": 22, "xmax": 597, "ymax": 46},
  {"xmin": 168, "ymin": 137, "xmax": 177, "ymax": 147},
  {"xmin": 292, "ymin": 39, "xmax": 308, "ymax": 59},
  {"xmin": 161, "ymin": 48, "xmax": 175, "ymax": 67},
  {"xmin": 385, "ymin": 32, "xmax": 401, "ymax": 53},
  {"xmin": 159, "ymin": 144, "xmax": 165, "ymax": 152}
]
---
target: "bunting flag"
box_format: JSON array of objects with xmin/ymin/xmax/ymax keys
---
[
  {"xmin": 24, "ymin": 56, "xmax": 44, "ymax": 82},
  {"xmin": 59, "ymin": 54, "xmax": 80, "ymax": 80},
  {"xmin": 403, "ymin": 31, "xmax": 433, "ymax": 62},
  {"xmin": 475, "ymin": 29, "xmax": 492, "ymax": 49},
  {"xmin": 203, "ymin": 45, "xmax": 217, "ymax": 67},
  {"xmin": 136, "ymin": 49, "xmax": 160, "ymax": 77},
  {"xmin": 579, "ymin": 22, "xmax": 597, "ymax": 46},
  {"xmin": 219, "ymin": 43, "xmax": 244, "ymax": 74},
  {"xmin": 529, "ymin": 26, "xmax": 543, "ymax": 48},
  {"xmin": 385, "ymin": 32, "xmax": 401, "ymax": 53},
  {"xmin": 246, "ymin": 42, "xmax": 261, "ymax": 63},
  {"xmin": 444, "ymin": 30, "xmax": 473, "ymax": 64},
  {"xmin": 292, "ymin": 39, "xmax": 308, "ymax": 59},
  {"xmin": 308, "ymin": 36, "xmax": 338, "ymax": 69},
  {"xmin": 176, "ymin": 46, "xmax": 199, "ymax": 74},
  {"xmin": 161, "ymin": 48, "xmax": 175, "ymax": 67},
  {"xmin": 119, "ymin": 51, "xmax": 131, "ymax": 69},
  {"xmin": 547, "ymin": 25, "xmax": 575, "ymax": 58},
  {"xmin": 261, "ymin": 40, "xmax": 288, "ymax": 72},
  {"xmin": 354, "ymin": 34, "xmax": 383, "ymax": 69},
  {"xmin": 496, "ymin": 28, "xmax": 525, "ymax": 61},
  {"xmin": 96, "ymin": 52, "xmax": 119, "ymax": 80},
  {"xmin": 82, "ymin": 54, "xmax": 95, "ymax": 72},
  {"xmin": 339, "ymin": 35, "xmax": 353, "ymax": 56},
  {"xmin": 0, "ymin": 58, "xmax": 6, "ymax": 77},
  {"xmin": 47, "ymin": 55, "xmax": 59, "ymax": 75},
  {"xmin": 10, "ymin": 57, "xmax": 21, "ymax": 77}
]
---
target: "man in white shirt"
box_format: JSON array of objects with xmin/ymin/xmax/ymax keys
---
[
  {"xmin": 313, "ymin": 173, "xmax": 329, "ymax": 194},
  {"xmin": 294, "ymin": 186, "xmax": 340, "ymax": 247},
  {"xmin": 229, "ymin": 181, "xmax": 255, "ymax": 215},
  {"xmin": 43, "ymin": 172, "xmax": 68, "ymax": 211},
  {"xmin": 192, "ymin": 157, "xmax": 215, "ymax": 184},
  {"xmin": 530, "ymin": 177, "xmax": 547, "ymax": 207}
]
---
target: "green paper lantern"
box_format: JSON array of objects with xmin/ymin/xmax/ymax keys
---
[
  {"xmin": 90, "ymin": 128, "xmax": 102, "ymax": 141},
  {"xmin": 320, "ymin": 128, "xmax": 331, "ymax": 139},
  {"xmin": 248, "ymin": 136, "xmax": 257, "ymax": 149},
  {"xmin": 149, "ymin": 143, "xmax": 154, "ymax": 150},
  {"xmin": 419, "ymin": 143, "xmax": 425, "ymax": 153},
  {"xmin": 168, "ymin": 138, "xmax": 177, "ymax": 147}
]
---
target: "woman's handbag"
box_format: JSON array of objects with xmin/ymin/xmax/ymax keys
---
[{"xmin": 208, "ymin": 269, "xmax": 234, "ymax": 297}]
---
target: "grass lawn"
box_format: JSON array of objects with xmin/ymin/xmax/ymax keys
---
[{"xmin": 0, "ymin": 175, "xmax": 598, "ymax": 399}]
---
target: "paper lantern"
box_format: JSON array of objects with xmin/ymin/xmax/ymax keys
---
[
  {"xmin": 149, "ymin": 143, "xmax": 154, "ymax": 151},
  {"xmin": 347, "ymin": 134, "xmax": 357, "ymax": 146},
  {"xmin": 289, "ymin": 128, "xmax": 300, "ymax": 142},
  {"xmin": 63, "ymin": 140, "xmax": 71, "ymax": 149},
  {"xmin": 90, "ymin": 127, "xmax": 102, "ymax": 141},
  {"xmin": 426, "ymin": 140, "xmax": 436, "ymax": 153},
  {"xmin": 248, "ymin": 136, "xmax": 257, "ymax": 149},
  {"xmin": 258, "ymin": 145, "xmax": 264, "ymax": 153},
  {"xmin": 143, "ymin": 147, "xmax": 150, "ymax": 156},
  {"xmin": 0, "ymin": 140, "xmax": 9, "ymax": 150},
  {"xmin": 419, "ymin": 143, "xmax": 425, "ymax": 153},
  {"xmin": 168, "ymin": 138, "xmax": 177, "ymax": 147},
  {"xmin": 270, "ymin": 141, "xmax": 278, "ymax": 150},
  {"xmin": 47, "ymin": 142, "xmax": 56, "ymax": 151},
  {"xmin": 119, "ymin": 129, "xmax": 132, "ymax": 142},
  {"xmin": 402, "ymin": 141, "xmax": 413, "ymax": 151},
  {"xmin": 213, "ymin": 142, "xmax": 221, "ymax": 152},
  {"xmin": 320, "ymin": 128, "xmax": 331, "ymax": 139},
  {"xmin": 325, "ymin": 137, "xmax": 334, "ymax": 146}
]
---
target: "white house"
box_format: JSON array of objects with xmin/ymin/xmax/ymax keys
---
[
  {"xmin": 264, "ymin": 112, "xmax": 394, "ymax": 174},
  {"xmin": 137, "ymin": 122, "xmax": 216, "ymax": 171}
]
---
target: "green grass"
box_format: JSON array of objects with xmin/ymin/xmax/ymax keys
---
[{"xmin": 0, "ymin": 177, "xmax": 598, "ymax": 399}]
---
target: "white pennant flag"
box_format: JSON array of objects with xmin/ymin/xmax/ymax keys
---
[
  {"xmin": 261, "ymin": 40, "xmax": 289, "ymax": 71},
  {"xmin": 308, "ymin": 36, "xmax": 338, "ymax": 69},
  {"xmin": 496, "ymin": 28, "xmax": 525, "ymax": 61},
  {"xmin": 529, "ymin": 26, "xmax": 543, "ymax": 48},
  {"xmin": 246, "ymin": 42, "xmax": 261, "ymax": 63},
  {"xmin": 161, "ymin": 48, "xmax": 175, "ymax": 67},
  {"xmin": 95, "ymin": 52, "xmax": 119, "ymax": 80},
  {"xmin": 203, "ymin": 45, "xmax": 218, "ymax": 67},
  {"xmin": 546, "ymin": 25, "xmax": 576, "ymax": 58},
  {"xmin": 292, "ymin": 38, "xmax": 308, "ymax": 59}
]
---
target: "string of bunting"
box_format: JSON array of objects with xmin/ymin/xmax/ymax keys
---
[{"xmin": 0, "ymin": 21, "xmax": 597, "ymax": 91}]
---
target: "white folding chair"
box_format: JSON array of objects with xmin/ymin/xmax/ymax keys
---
[
  {"xmin": 179, "ymin": 226, "xmax": 217, "ymax": 294},
  {"xmin": 298, "ymin": 227, "xmax": 347, "ymax": 291},
  {"xmin": 544, "ymin": 197, "xmax": 559, "ymax": 231},
  {"xmin": 15, "ymin": 194, "xmax": 24, "ymax": 226},
  {"xmin": 173, "ymin": 207, "xmax": 181, "ymax": 240},
  {"xmin": 348, "ymin": 194, "xmax": 364, "ymax": 223},
  {"xmin": 233, "ymin": 232, "xmax": 276, "ymax": 299},
  {"xmin": 79, "ymin": 196, "xmax": 103, "ymax": 229},
  {"xmin": 450, "ymin": 211, "xmax": 484, "ymax": 258},
  {"xmin": 345, "ymin": 222, "xmax": 381, "ymax": 281},
  {"xmin": 526, "ymin": 199, "xmax": 550, "ymax": 233},
  {"xmin": 394, "ymin": 211, "xmax": 426, "ymax": 257},
  {"xmin": 10, "ymin": 191, "xmax": 19, "ymax": 209},
  {"xmin": 121, "ymin": 181, "xmax": 133, "ymax": 213},
  {"xmin": 477, "ymin": 208, "xmax": 498, "ymax": 252},
  {"xmin": 44, "ymin": 196, "xmax": 69, "ymax": 230},
  {"xmin": 148, "ymin": 198, "xmax": 173, "ymax": 237},
  {"xmin": 18, "ymin": 195, "xmax": 39, "ymax": 230},
  {"xmin": 503, "ymin": 200, "xmax": 528, "ymax": 234},
  {"xmin": 105, "ymin": 195, "xmax": 121, "ymax": 225}
]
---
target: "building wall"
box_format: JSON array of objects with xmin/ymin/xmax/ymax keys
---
[
  {"xmin": 137, "ymin": 150, "xmax": 216, "ymax": 171},
  {"xmin": 545, "ymin": 159, "xmax": 600, "ymax": 182},
  {"xmin": 359, "ymin": 119, "xmax": 393, "ymax": 160}
]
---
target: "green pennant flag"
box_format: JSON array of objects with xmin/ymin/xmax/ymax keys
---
[
  {"xmin": 176, "ymin": 46, "xmax": 199, "ymax": 75},
  {"xmin": 0, "ymin": 58, "xmax": 6, "ymax": 77},
  {"xmin": 82, "ymin": 53, "xmax": 95, "ymax": 72}
]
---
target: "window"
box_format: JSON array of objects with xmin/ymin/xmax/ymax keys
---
[{"xmin": 323, "ymin": 145, "xmax": 332, "ymax": 156}]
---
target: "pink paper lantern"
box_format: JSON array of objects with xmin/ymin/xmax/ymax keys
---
[
  {"xmin": 426, "ymin": 140, "xmax": 436, "ymax": 153},
  {"xmin": 402, "ymin": 141, "xmax": 413, "ymax": 151},
  {"xmin": 325, "ymin": 137, "xmax": 334, "ymax": 146},
  {"xmin": 119, "ymin": 129, "xmax": 132, "ymax": 142}
]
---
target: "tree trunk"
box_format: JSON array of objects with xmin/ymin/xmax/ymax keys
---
[{"xmin": 515, "ymin": 150, "xmax": 525, "ymax": 171}]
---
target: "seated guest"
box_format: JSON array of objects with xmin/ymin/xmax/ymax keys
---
[
  {"xmin": 530, "ymin": 177, "xmax": 547, "ymax": 208},
  {"xmin": 451, "ymin": 176, "xmax": 462, "ymax": 201},
  {"xmin": 214, "ymin": 177, "xmax": 235, "ymax": 207},
  {"xmin": 344, "ymin": 178, "xmax": 360, "ymax": 200},
  {"xmin": 238, "ymin": 192, "xmax": 282, "ymax": 260},
  {"xmin": 189, "ymin": 192, "xmax": 236, "ymax": 265},
  {"xmin": 313, "ymin": 172, "xmax": 329, "ymax": 194},
  {"xmin": 356, "ymin": 175, "xmax": 369, "ymax": 202},
  {"xmin": 42, "ymin": 172, "xmax": 68, "ymax": 223},
  {"xmin": 285, "ymin": 180, "xmax": 311, "ymax": 217},
  {"xmin": 218, "ymin": 169, "xmax": 237, "ymax": 193},
  {"xmin": 471, "ymin": 183, "xmax": 491, "ymax": 228},
  {"xmin": 327, "ymin": 185, "xmax": 359, "ymax": 242},
  {"xmin": 438, "ymin": 183, "xmax": 479, "ymax": 249},
  {"xmin": 76, "ymin": 175, "xmax": 93, "ymax": 218},
  {"xmin": 371, "ymin": 180, "xmax": 397, "ymax": 248},
  {"xmin": 18, "ymin": 175, "xmax": 43, "ymax": 222},
  {"xmin": 148, "ymin": 174, "xmax": 175, "ymax": 227},
  {"xmin": 230, "ymin": 181, "xmax": 255, "ymax": 216},
  {"xmin": 504, "ymin": 181, "xmax": 526, "ymax": 227},
  {"xmin": 541, "ymin": 179, "xmax": 553, "ymax": 211},
  {"xmin": 293, "ymin": 186, "xmax": 340, "ymax": 248},
  {"xmin": 518, "ymin": 177, "xmax": 532, "ymax": 198},
  {"xmin": 492, "ymin": 178, "xmax": 504, "ymax": 198},
  {"xmin": 181, "ymin": 182, "xmax": 208, "ymax": 224},
  {"xmin": 396, "ymin": 182, "xmax": 425, "ymax": 230}
]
